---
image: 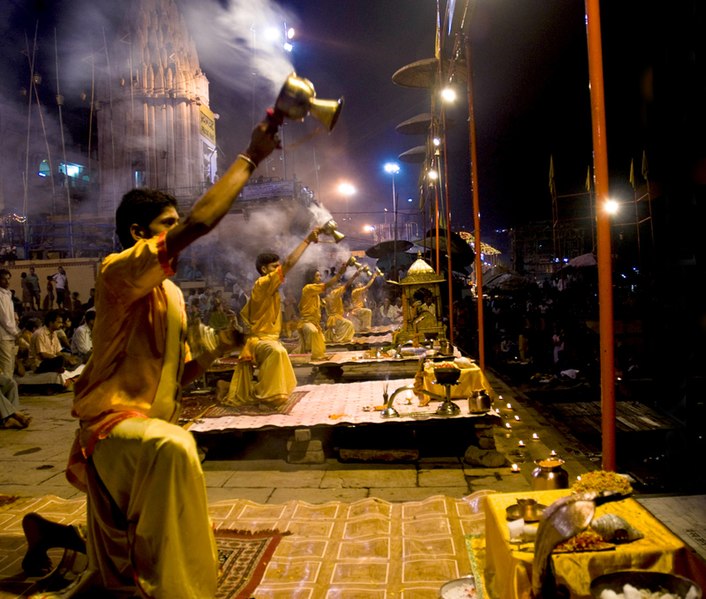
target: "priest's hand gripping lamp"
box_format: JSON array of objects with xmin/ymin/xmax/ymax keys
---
[{"xmin": 266, "ymin": 73, "xmax": 343, "ymax": 134}]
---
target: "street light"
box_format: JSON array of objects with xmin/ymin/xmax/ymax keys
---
[{"xmin": 384, "ymin": 162, "xmax": 400, "ymax": 279}]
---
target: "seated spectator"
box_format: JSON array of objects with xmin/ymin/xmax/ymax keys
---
[
  {"xmin": 378, "ymin": 297, "xmax": 402, "ymax": 325},
  {"xmin": 16, "ymin": 316, "xmax": 41, "ymax": 377},
  {"xmin": 0, "ymin": 374, "xmax": 30, "ymax": 429},
  {"xmin": 71, "ymin": 310, "xmax": 95, "ymax": 363},
  {"xmin": 208, "ymin": 298, "xmax": 231, "ymax": 330},
  {"xmin": 29, "ymin": 310, "xmax": 75, "ymax": 373},
  {"xmin": 55, "ymin": 313, "xmax": 74, "ymax": 351}
]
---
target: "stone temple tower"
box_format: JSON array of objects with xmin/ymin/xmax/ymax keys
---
[{"xmin": 96, "ymin": 0, "xmax": 217, "ymax": 217}]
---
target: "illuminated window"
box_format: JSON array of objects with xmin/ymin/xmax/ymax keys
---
[{"xmin": 59, "ymin": 162, "xmax": 83, "ymax": 178}]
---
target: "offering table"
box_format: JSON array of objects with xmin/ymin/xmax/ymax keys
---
[{"xmin": 484, "ymin": 489, "xmax": 700, "ymax": 599}]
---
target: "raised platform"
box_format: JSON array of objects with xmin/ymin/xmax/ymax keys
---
[{"xmin": 188, "ymin": 377, "xmax": 500, "ymax": 434}]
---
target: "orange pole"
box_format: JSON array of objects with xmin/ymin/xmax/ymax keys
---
[
  {"xmin": 464, "ymin": 35, "xmax": 485, "ymax": 371},
  {"xmin": 441, "ymin": 114, "xmax": 455, "ymax": 345},
  {"xmin": 435, "ymin": 191, "xmax": 441, "ymax": 274},
  {"xmin": 585, "ymin": 0, "xmax": 616, "ymax": 471}
]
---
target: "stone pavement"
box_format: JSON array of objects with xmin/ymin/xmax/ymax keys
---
[
  {"xmin": 0, "ymin": 372, "xmax": 594, "ymax": 504},
  {"xmin": 4, "ymin": 374, "xmax": 706, "ymax": 570}
]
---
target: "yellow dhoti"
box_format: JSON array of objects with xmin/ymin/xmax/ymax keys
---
[
  {"xmin": 298, "ymin": 321, "xmax": 326, "ymax": 360},
  {"xmin": 325, "ymin": 314, "xmax": 356, "ymax": 343},
  {"xmin": 224, "ymin": 336, "xmax": 296, "ymax": 407},
  {"xmin": 350, "ymin": 307, "xmax": 372, "ymax": 332},
  {"xmin": 88, "ymin": 417, "xmax": 217, "ymax": 598}
]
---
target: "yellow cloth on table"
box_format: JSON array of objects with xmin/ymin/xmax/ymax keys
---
[
  {"xmin": 484, "ymin": 489, "xmax": 694, "ymax": 599},
  {"xmin": 422, "ymin": 361, "xmax": 492, "ymax": 400}
]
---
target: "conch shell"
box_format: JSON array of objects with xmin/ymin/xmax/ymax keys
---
[{"xmin": 590, "ymin": 513, "xmax": 643, "ymax": 543}]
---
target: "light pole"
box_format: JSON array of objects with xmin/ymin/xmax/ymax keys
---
[{"xmin": 384, "ymin": 162, "xmax": 400, "ymax": 279}]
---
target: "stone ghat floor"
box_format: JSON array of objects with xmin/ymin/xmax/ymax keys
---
[{"xmin": 2, "ymin": 371, "xmax": 704, "ymax": 563}]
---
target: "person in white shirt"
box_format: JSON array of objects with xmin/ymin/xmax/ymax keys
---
[
  {"xmin": 377, "ymin": 297, "xmax": 402, "ymax": 325},
  {"xmin": 0, "ymin": 269, "xmax": 20, "ymax": 377},
  {"xmin": 71, "ymin": 310, "xmax": 95, "ymax": 363},
  {"xmin": 52, "ymin": 266, "xmax": 68, "ymax": 309}
]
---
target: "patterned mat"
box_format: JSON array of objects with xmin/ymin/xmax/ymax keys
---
[
  {"xmin": 179, "ymin": 390, "xmax": 308, "ymax": 423},
  {"xmin": 202, "ymin": 390, "xmax": 308, "ymax": 417},
  {"xmin": 0, "ymin": 492, "xmax": 492, "ymax": 598},
  {"xmin": 0, "ymin": 497, "xmax": 287, "ymax": 599},
  {"xmin": 215, "ymin": 528, "xmax": 288, "ymax": 598}
]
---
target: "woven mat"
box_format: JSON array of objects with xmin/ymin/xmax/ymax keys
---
[
  {"xmin": 202, "ymin": 390, "xmax": 308, "ymax": 417},
  {"xmin": 179, "ymin": 392, "xmax": 218, "ymax": 423},
  {"xmin": 179, "ymin": 390, "xmax": 308, "ymax": 423},
  {"xmin": 0, "ymin": 492, "xmax": 493, "ymax": 598},
  {"xmin": 215, "ymin": 529, "xmax": 288, "ymax": 598},
  {"xmin": 0, "ymin": 497, "xmax": 287, "ymax": 599}
]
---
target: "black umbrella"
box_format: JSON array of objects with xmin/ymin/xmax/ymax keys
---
[
  {"xmin": 413, "ymin": 229, "xmax": 474, "ymax": 267},
  {"xmin": 365, "ymin": 240, "xmax": 413, "ymax": 259},
  {"xmin": 375, "ymin": 252, "xmax": 417, "ymax": 276}
]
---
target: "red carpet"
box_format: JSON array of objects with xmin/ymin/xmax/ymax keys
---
[{"xmin": 215, "ymin": 528, "xmax": 289, "ymax": 598}]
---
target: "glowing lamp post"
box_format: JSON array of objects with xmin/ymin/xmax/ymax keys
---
[{"xmin": 384, "ymin": 162, "xmax": 400, "ymax": 279}]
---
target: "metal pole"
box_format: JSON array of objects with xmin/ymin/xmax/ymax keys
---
[
  {"xmin": 392, "ymin": 174, "xmax": 398, "ymax": 280},
  {"xmin": 440, "ymin": 115, "xmax": 455, "ymax": 345},
  {"xmin": 464, "ymin": 35, "xmax": 485, "ymax": 371},
  {"xmin": 585, "ymin": 0, "xmax": 616, "ymax": 471}
]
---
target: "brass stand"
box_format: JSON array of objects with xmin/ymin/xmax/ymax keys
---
[{"xmin": 435, "ymin": 380, "xmax": 461, "ymax": 416}]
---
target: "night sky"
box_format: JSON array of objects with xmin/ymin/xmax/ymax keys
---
[{"xmin": 1, "ymin": 0, "xmax": 701, "ymax": 245}]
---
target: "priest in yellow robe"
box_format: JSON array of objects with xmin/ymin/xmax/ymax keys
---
[
  {"xmin": 298, "ymin": 263, "xmax": 346, "ymax": 359},
  {"xmin": 349, "ymin": 270, "xmax": 378, "ymax": 332},
  {"xmin": 324, "ymin": 269, "xmax": 362, "ymax": 343},
  {"xmin": 219, "ymin": 228, "xmax": 322, "ymax": 407}
]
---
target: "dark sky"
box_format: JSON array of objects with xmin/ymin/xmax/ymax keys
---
[
  {"xmin": 2, "ymin": 0, "xmax": 695, "ymax": 244},
  {"xmin": 193, "ymin": 0, "xmax": 677, "ymax": 240}
]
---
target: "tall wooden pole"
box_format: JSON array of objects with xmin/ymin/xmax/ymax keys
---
[
  {"xmin": 585, "ymin": 0, "xmax": 616, "ymax": 471},
  {"xmin": 464, "ymin": 35, "xmax": 485, "ymax": 371}
]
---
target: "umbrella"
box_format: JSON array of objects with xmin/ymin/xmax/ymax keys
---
[
  {"xmin": 395, "ymin": 113, "xmax": 435, "ymax": 135},
  {"xmin": 413, "ymin": 229, "xmax": 474, "ymax": 267},
  {"xmin": 391, "ymin": 58, "xmax": 466, "ymax": 89},
  {"xmin": 375, "ymin": 252, "xmax": 417, "ymax": 276},
  {"xmin": 398, "ymin": 145, "xmax": 427, "ymax": 164},
  {"xmin": 365, "ymin": 239, "xmax": 413, "ymax": 259},
  {"xmin": 395, "ymin": 112, "xmax": 453, "ymax": 135},
  {"xmin": 568, "ymin": 252, "xmax": 597, "ymax": 267},
  {"xmin": 484, "ymin": 272, "xmax": 532, "ymax": 291}
]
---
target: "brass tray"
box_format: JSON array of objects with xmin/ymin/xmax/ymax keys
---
[{"xmin": 506, "ymin": 503, "xmax": 547, "ymax": 522}]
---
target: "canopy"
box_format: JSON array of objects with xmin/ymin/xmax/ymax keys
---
[
  {"xmin": 413, "ymin": 229, "xmax": 474, "ymax": 267},
  {"xmin": 365, "ymin": 240, "xmax": 413, "ymax": 259}
]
